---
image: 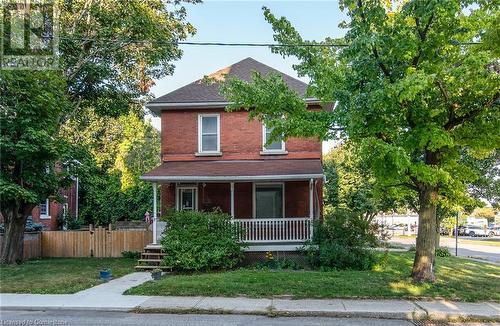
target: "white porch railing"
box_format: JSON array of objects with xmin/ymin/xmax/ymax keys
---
[{"xmin": 232, "ymin": 217, "xmax": 313, "ymax": 243}]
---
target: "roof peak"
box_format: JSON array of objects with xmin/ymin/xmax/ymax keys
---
[{"xmin": 148, "ymin": 57, "xmax": 310, "ymax": 112}]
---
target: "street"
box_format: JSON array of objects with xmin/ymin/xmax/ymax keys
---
[
  {"xmin": 0, "ymin": 310, "xmax": 491, "ymax": 326},
  {"xmin": 390, "ymin": 236, "xmax": 500, "ymax": 264}
]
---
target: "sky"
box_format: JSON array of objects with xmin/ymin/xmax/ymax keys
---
[{"xmin": 148, "ymin": 0, "xmax": 347, "ymax": 152}]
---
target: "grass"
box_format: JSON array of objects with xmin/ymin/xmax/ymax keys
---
[
  {"xmin": 125, "ymin": 253, "xmax": 500, "ymax": 302},
  {"xmin": 0, "ymin": 258, "xmax": 136, "ymax": 294}
]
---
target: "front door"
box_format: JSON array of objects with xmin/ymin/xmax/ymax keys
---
[{"xmin": 178, "ymin": 187, "xmax": 197, "ymax": 211}]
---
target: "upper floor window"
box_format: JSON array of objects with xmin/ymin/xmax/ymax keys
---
[
  {"xmin": 39, "ymin": 199, "xmax": 50, "ymax": 219},
  {"xmin": 198, "ymin": 114, "xmax": 220, "ymax": 154},
  {"xmin": 262, "ymin": 124, "xmax": 285, "ymax": 152}
]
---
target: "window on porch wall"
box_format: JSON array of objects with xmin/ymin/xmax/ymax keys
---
[{"xmin": 255, "ymin": 184, "xmax": 283, "ymax": 218}]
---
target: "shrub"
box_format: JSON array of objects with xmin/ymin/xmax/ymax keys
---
[
  {"xmin": 301, "ymin": 208, "xmax": 378, "ymax": 270},
  {"xmin": 161, "ymin": 210, "xmax": 245, "ymax": 271},
  {"xmin": 436, "ymin": 247, "xmax": 451, "ymax": 257},
  {"xmin": 121, "ymin": 251, "xmax": 141, "ymax": 259}
]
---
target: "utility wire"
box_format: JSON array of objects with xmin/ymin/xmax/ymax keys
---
[
  {"xmin": 46, "ymin": 36, "xmax": 482, "ymax": 47},
  {"xmin": 50, "ymin": 36, "xmax": 348, "ymax": 47}
]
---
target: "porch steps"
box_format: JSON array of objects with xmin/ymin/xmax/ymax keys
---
[{"xmin": 135, "ymin": 246, "xmax": 173, "ymax": 272}]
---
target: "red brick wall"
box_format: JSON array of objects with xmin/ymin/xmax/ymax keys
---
[
  {"xmin": 161, "ymin": 107, "xmax": 322, "ymax": 161},
  {"xmin": 199, "ymin": 183, "xmax": 231, "ymax": 213},
  {"xmin": 160, "ymin": 183, "xmax": 176, "ymax": 216},
  {"xmin": 29, "ymin": 181, "xmax": 78, "ymax": 230},
  {"xmin": 235, "ymin": 183, "xmax": 253, "ymax": 218},
  {"xmin": 285, "ymin": 181, "xmax": 310, "ymax": 218}
]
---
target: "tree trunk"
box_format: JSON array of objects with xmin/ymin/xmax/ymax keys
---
[
  {"xmin": 1, "ymin": 209, "xmax": 29, "ymax": 264},
  {"xmin": 411, "ymin": 187, "xmax": 438, "ymax": 282}
]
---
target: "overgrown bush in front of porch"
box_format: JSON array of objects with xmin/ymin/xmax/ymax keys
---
[
  {"xmin": 301, "ymin": 209, "xmax": 379, "ymax": 270},
  {"xmin": 161, "ymin": 210, "xmax": 245, "ymax": 271}
]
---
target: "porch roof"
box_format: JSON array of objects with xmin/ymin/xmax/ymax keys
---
[{"xmin": 140, "ymin": 159, "xmax": 323, "ymax": 182}]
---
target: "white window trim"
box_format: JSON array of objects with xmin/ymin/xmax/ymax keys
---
[
  {"xmin": 176, "ymin": 186, "xmax": 198, "ymax": 211},
  {"xmin": 252, "ymin": 182, "xmax": 285, "ymax": 218},
  {"xmin": 39, "ymin": 199, "xmax": 51, "ymax": 219},
  {"xmin": 261, "ymin": 124, "xmax": 286, "ymax": 154},
  {"xmin": 197, "ymin": 113, "xmax": 221, "ymax": 154}
]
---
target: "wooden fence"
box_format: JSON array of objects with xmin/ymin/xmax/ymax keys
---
[
  {"xmin": 41, "ymin": 226, "xmax": 152, "ymax": 257},
  {"xmin": 0, "ymin": 232, "xmax": 41, "ymax": 260},
  {"xmin": 0, "ymin": 226, "xmax": 152, "ymax": 259}
]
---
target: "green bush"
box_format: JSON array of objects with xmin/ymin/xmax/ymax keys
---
[
  {"xmin": 436, "ymin": 247, "xmax": 451, "ymax": 257},
  {"xmin": 161, "ymin": 210, "xmax": 245, "ymax": 271},
  {"xmin": 301, "ymin": 209, "xmax": 378, "ymax": 270}
]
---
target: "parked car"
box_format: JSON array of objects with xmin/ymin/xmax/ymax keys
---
[
  {"xmin": 439, "ymin": 226, "xmax": 449, "ymax": 235},
  {"xmin": 464, "ymin": 225, "xmax": 488, "ymax": 237},
  {"xmin": 487, "ymin": 226, "xmax": 500, "ymax": 237},
  {"xmin": 451, "ymin": 225, "xmax": 467, "ymax": 236}
]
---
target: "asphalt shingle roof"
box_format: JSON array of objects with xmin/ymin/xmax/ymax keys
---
[
  {"xmin": 148, "ymin": 57, "xmax": 309, "ymax": 107},
  {"xmin": 140, "ymin": 159, "xmax": 323, "ymax": 181}
]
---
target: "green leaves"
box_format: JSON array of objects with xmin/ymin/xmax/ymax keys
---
[
  {"xmin": 222, "ymin": 1, "xmax": 499, "ymax": 214},
  {"xmin": 162, "ymin": 210, "xmax": 245, "ymax": 271},
  {"xmin": 0, "ymin": 71, "xmax": 71, "ymax": 211}
]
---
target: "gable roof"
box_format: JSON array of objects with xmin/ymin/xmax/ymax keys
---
[{"xmin": 147, "ymin": 57, "xmax": 318, "ymax": 114}]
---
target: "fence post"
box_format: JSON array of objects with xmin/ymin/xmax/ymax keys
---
[
  {"xmin": 89, "ymin": 224, "xmax": 94, "ymax": 257},
  {"xmin": 107, "ymin": 226, "xmax": 112, "ymax": 257}
]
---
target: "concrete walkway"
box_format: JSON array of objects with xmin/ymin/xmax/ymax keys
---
[{"xmin": 1, "ymin": 272, "xmax": 499, "ymax": 321}]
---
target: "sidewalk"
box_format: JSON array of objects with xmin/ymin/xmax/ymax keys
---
[{"xmin": 1, "ymin": 272, "xmax": 499, "ymax": 321}]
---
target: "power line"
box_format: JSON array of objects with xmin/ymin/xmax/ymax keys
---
[
  {"xmin": 46, "ymin": 36, "xmax": 482, "ymax": 47},
  {"xmin": 47, "ymin": 36, "xmax": 346, "ymax": 47}
]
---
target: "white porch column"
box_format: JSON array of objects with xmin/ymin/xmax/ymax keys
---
[
  {"xmin": 230, "ymin": 182, "xmax": 235, "ymax": 218},
  {"xmin": 152, "ymin": 182, "xmax": 158, "ymax": 245},
  {"xmin": 309, "ymin": 179, "xmax": 314, "ymax": 219}
]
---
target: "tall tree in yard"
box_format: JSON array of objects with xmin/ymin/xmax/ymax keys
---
[
  {"xmin": 0, "ymin": 72, "xmax": 71, "ymax": 263},
  {"xmin": 0, "ymin": 0, "xmax": 197, "ymax": 263},
  {"xmin": 221, "ymin": 1, "xmax": 499, "ymax": 282}
]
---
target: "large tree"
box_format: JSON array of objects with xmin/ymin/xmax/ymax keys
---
[
  {"xmin": 0, "ymin": 71, "xmax": 71, "ymax": 263},
  {"xmin": 0, "ymin": 0, "xmax": 197, "ymax": 263},
  {"xmin": 221, "ymin": 1, "xmax": 499, "ymax": 282}
]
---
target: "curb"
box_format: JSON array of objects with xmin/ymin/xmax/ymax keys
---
[
  {"xmin": 132, "ymin": 306, "xmax": 500, "ymax": 322},
  {"xmin": 0, "ymin": 306, "xmax": 133, "ymax": 313},
  {"xmin": 2, "ymin": 305, "xmax": 499, "ymax": 322}
]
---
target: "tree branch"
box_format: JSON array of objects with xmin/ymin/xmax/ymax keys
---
[
  {"xmin": 412, "ymin": 13, "xmax": 434, "ymax": 68},
  {"xmin": 444, "ymin": 92, "xmax": 499, "ymax": 130},
  {"xmin": 356, "ymin": 0, "xmax": 393, "ymax": 82}
]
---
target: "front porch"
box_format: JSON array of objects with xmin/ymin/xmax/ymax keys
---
[{"xmin": 140, "ymin": 159, "xmax": 324, "ymax": 250}]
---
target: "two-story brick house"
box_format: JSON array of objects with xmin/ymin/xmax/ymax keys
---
[{"xmin": 141, "ymin": 58, "xmax": 326, "ymax": 251}]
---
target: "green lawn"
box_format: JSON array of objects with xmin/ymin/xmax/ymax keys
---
[
  {"xmin": 125, "ymin": 253, "xmax": 500, "ymax": 302},
  {"xmin": 0, "ymin": 258, "xmax": 136, "ymax": 294}
]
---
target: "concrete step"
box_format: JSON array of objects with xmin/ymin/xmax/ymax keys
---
[
  {"xmin": 138, "ymin": 259, "xmax": 162, "ymax": 263},
  {"xmin": 134, "ymin": 265, "xmax": 173, "ymax": 271},
  {"xmin": 141, "ymin": 252, "xmax": 166, "ymax": 256}
]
